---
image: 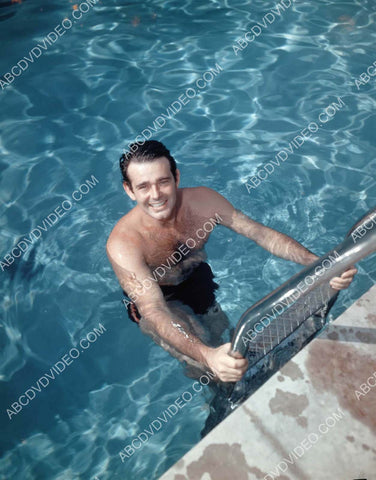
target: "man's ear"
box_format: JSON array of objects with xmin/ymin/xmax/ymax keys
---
[
  {"xmin": 175, "ymin": 169, "xmax": 180, "ymax": 188},
  {"xmin": 123, "ymin": 181, "xmax": 136, "ymax": 201}
]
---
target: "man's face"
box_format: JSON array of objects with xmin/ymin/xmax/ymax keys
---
[{"xmin": 124, "ymin": 157, "xmax": 180, "ymax": 221}]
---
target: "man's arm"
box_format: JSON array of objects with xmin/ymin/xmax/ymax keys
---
[
  {"xmin": 196, "ymin": 187, "xmax": 317, "ymax": 265},
  {"xmin": 197, "ymin": 187, "xmax": 357, "ymax": 289},
  {"xmin": 228, "ymin": 209, "xmax": 318, "ymax": 265},
  {"xmin": 227, "ymin": 208, "xmax": 357, "ymax": 288},
  {"xmin": 106, "ymin": 235, "xmax": 248, "ymax": 382}
]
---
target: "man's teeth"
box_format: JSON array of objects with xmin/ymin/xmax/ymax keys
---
[{"xmin": 151, "ymin": 200, "xmax": 166, "ymax": 207}]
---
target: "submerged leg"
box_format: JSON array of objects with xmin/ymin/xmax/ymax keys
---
[
  {"xmin": 138, "ymin": 300, "xmax": 216, "ymax": 380},
  {"xmin": 198, "ymin": 301, "xmax": 234, "ymax": 347}
]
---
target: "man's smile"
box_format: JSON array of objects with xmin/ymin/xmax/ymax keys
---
[{"xmin": 149, "ymin": 200, "xmax": 167, "ymax": 209}]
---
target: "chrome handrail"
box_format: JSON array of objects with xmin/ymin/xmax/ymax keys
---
[{"xmin": 230, "ymin": 206, "xmax": 376, "ymax": 358}]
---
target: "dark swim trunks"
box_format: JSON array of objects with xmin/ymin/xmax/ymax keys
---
[{"xmin": 125, "ymin": 262, "xmax": 219, "ymax": 324}]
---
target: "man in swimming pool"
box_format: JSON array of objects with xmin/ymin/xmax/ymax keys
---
[{"xmin": 106, "ymin": 140, "xmax": 357, "ymax": 383}]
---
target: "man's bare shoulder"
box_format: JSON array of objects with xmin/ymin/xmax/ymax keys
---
[
  {"xmin": 182, "ymin": 186, "xmax": 235, "ymax": 222},
  {"xmin": 182, "ymin": 186, "xmax": 219, "ymax": 206},
  {"xmin": 106, "ymin": 209, "xmax": 143, "ymax": 260},
  {"xmin": 183, "ymin": 186, "xmax": 214, "ymax": 197}
]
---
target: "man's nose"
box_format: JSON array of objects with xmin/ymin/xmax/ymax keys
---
[{"xmin": 150, "ymin": 185, "xmax": 160, "ymax": 198}]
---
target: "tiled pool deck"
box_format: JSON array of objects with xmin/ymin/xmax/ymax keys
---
[{"xmin": 161, "ymin": 285, "xmax": 376, "ymax": 480}]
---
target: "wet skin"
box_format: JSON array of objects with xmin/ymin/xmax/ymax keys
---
[{"xmin": 107, "ymin": 157, "xmax": 357, "ymax": 382}]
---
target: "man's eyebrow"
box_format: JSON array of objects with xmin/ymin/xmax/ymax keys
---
[
  {"xmin": 135, "ymin": 177, "xmax": 171, "ymax": 188},
  {"xmin": 135, "ymin": 181, "xmax": 148, "ymax": 188}
]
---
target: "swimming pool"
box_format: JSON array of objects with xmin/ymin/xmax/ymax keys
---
[{"xmin": 1, "ymin": 0, "xmax": 375, "ymax": 478}]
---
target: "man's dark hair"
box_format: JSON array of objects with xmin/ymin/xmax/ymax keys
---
[{"xmin": 119, "ymin": 140, "xmax": 177, "ymax": 187}]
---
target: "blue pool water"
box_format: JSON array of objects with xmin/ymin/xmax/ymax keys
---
[{"xmin": 1, "ymin": 0, "xmax": 376, "ymax": 478}]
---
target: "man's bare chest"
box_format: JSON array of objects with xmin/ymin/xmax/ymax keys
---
[
  {"xmin": 143, "ymin": 229, "xmax": 201, "ymax": 266},
  {"xmin": 141, "ymin": 215, "xmax": 209, "ymax": 268}
]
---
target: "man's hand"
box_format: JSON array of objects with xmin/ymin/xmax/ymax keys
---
[
  {"xmin": 329, "ymin": 265, "xmax": 358, "ymax": 290},
  {"xmin": 203, "ymin": 343, "xmax": 248, "ymax": 382}
]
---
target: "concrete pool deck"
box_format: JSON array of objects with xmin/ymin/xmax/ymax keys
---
[{"xmin": 160, "ymin": 284, "xmax": 376, "ymax": 480}]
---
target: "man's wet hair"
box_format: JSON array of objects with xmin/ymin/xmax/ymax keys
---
[{"xmin": 120, "ymin": 140, "xmax": 177, "ymax": 188}]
